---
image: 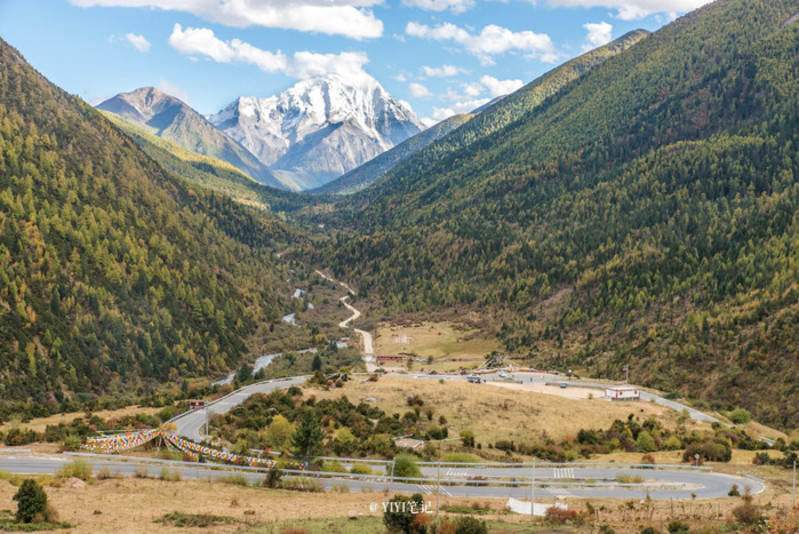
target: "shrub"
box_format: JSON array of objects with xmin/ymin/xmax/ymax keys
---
[
  {"xmin": 322, "ymin": 460, "xmax": 347, "ymax": 473},
  {"xmin": 60, "ymin": 435, "xmax": 82, "ymax": 452},
  {"xmin": 426, "ymin": 426, "xmax": 448, "ymax": 440},
  {"xmin": 56, "ymin": 458, "xmax": 93, "ymax": 481},
  {"xmin": 392, "ymin": 454, "xmax": 422, "ymax": 479},
  {"xmin": 460, "ymin": 430, "xmax": 475, "ymax": 448},
  {"xmin": 732, "ymin": 500, "xmax": 761, "ymax": 525},
  {"xmin": 406, "ymin": 395, "xmax": 424, "ymax": 407},
  {"xmin": 383, "ymin": 493, "xmax": 426, "ymax": 534},
  {"xmin": 13, "ymin": 479, "xmax": 48, "ymax": 523},
  {"xmin": 728, "ymin": 484, "xmax": 740, "ymax": 497},
  {"xmin": 331, "ymin": 482, "xmax": 350, "ymax": 493},
  {"xmin": 350, "ymin": 463, "xmax": 372, "ymax": 475},
  {"xmin": 96, "ymin": 467, "xmax": 114, "ymax": 480},
  {"xmin": 158, "ymin": 467, "xmax": 182, "ymax": 482},
  {"xmin": 729, "ymin": 408, "xmax": 752, "ymax": 425},
  {"xmin": 134, "ymin": 466, "xmax": 149, "ymax": 478},
  {"xmin": 263, "ymin": 466, "xmax": 282, "ymax": 488},
  {"xmin": 494, "ymin": 440, "xmax": 515, "ymax": 452},
  {"xmin": 668, "ymin": 520, "xmax": 690, "ymax": 534},
  {"xmin": 278, "ymin": 476, "xmax": 324, "ymax": 492},
  {"xmin": 683, "ymin": 441, "xmax": 731, "ymax": 463},
  {"xmin": 452, "ymin": 516, "xmax": 488, "ymax": 534},
  {"xmin": 636, "ymin": 431, "xmax": 656, "ymax": 453},
  {"xmin": 545, "ymin": 506, "xmax": 579, "ymax": 524}
]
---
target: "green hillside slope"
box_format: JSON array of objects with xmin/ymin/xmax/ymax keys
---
[
  {"xmin": 0, "ymin": 39, "xmax": 294, "ymax": 418},
  {"xmin": 315, "ymin": 0, "xmax": 799, "ymax": 427},
  {"xmin": 341, "ymin": 29, "xmax": 649, "ymax": 205},
  {"xmin": 101, "ymin": 112, "xmax": 312, "ymax": 215}
]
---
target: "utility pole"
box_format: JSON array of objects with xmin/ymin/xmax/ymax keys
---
[
  {"xmin": 436, "ymin": 460, "xmax": 441, "ymax": 516},
  {"xmin": 623, "ymin": 364, "xmax": 629, "ymax": 383},
  {"xmin": 530, "ymin": 457, "xmax": 536, "ymax": 517},
  {"xmin": 793, "ymin": 459, "xmax": 796, "ymax": 509},
  {"xmin": 204, "ymin": 403, "xmax": 209, "ymax": 438},
  {"xmin": 386, "ymin": 459, "xmax": 396, "ymax": 500}
]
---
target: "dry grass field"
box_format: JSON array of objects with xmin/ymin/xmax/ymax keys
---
[
  {"xmin": 0, "ymin": 466, "xmax": 793, "ymax": 533},
  {"xmin": 0, "ymin": 475, "xmax": 573, "ymax": 533},
  {"xmin": 308, "ymin": 377, "xmax": 713, "ymax": 446},
  {"xmin": 0, "ymin": 476, "xmax": 384, "ymax": 533},
  {"xmin": 373, "ymin": 322, "xmax": 500, "ymax": 372}
]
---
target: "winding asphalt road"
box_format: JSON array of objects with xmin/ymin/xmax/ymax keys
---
[
  {"xmin": 171, "ymin": 376, "xmax": 307, "ymax": 443},
  {"xmin": 0, "ymin": 451, "xmax": 763, "ymax": 501}
]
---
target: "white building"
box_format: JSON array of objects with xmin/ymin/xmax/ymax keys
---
[{"xmin": 605, "ymin": 386, "xmax": 640, "ymax": 401}]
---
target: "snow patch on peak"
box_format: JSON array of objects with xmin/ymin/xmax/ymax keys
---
[{"xmin": 210, "ymin": 73, "xmax": 424, "ymax": 189}]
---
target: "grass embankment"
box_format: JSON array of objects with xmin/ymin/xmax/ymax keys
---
[{"xmin": 308, "ymin": 377, "xmax": 713, "ymax": 446}]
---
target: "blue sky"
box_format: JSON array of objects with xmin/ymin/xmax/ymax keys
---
[{"xmin": 0, "ymin": 0, "xmax": 712, "ymax": 125}]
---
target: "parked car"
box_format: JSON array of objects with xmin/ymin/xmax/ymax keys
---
[
  {"xmin": 560, "ymin": 382, "xmax": 568, "ymax": 389},
  {"xmin": 467, "ymin": 374, "xmax": 482, "ymax": 384}
]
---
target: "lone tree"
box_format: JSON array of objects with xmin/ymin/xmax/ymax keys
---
[
  {"xmin": 13, "ymin": 478, "xmax": 48, "ymax": 523},
  {"xmin": 291, "ymin": 408, "xmax": 325, "ymax": 458},
  {"xmin": 311, "ymin": 353, "xmax": 322, "ymax": 372}
]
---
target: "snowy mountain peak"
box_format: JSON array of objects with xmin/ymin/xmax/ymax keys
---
[{"xmin": 209, "ymin": 73, "xmax": 424, "ymax": 190}]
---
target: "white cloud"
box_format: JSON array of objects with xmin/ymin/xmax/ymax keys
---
[
  {"xmin": 289, "ymin": 50, "xmax": 370, "ymax": 81},
  {"xmin": 420, "ymin": 117, "xmax": 440, "ymax": 128},
  {"xmin": 421, "ymin": 64, "xmax": 464, "ymax": 78},
  {"xmin": 409, "ymin": 82, "xmax": 433, "ymax": 98},
  {"xmin": 546, "ymin": 0, "xmax": 712, "ymax": 21},
  {"xmin": 168, "ymin": 24, "xmax": 372, "ymax": 82},
  {"xmin": 581, "ymin": 21, "xmax": 613, "ymax": 52},
  {"xmin": 463, "ymin": 82, "xmax": 483, "ymax": 97},
  {"xmin": 70, "ymin": 0, "xmax": 383, "ymax": 40},
  {"xmin": 393, "ymin": 73, "xmax": 409, "ymax": 82},
  {"xmin": 402, "ymin": 0, "xmax": 475, "ymax": 14},
  {"xmin": 480, "ymin": 75, "xmax": 523, "ymax": 97},
  {"xmin": 406, "ymin": 21, "xmax": 557, "ymax": 65},
  {"xmin": 125, "ymin": 32, "xmax": 150, "ymax": 52},
  {"xmin": 431, "ymin": 97, "xmax": 490, "ymax": 120},
  {"xmin": 157, "ymin": 79, "xmax": 190, "ymax": 103}
]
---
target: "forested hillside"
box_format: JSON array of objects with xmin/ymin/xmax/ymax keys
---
[
  {"xmin": 331, "ymin": 29, "xmax": 649, "ymax": 206},
  {"xmin": 0, "ymin": 39, "xmax": 295, "ymax": 418},
  {"xmin": 102, "ymin": 113, "xmax": 313, "ymax": 216},
  {"xmin": 314, "ymin": 0, "xmax": 799, "ymax": 428}
]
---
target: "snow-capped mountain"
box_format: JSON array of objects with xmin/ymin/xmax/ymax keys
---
[
  {"xmin": 97, "ymin": 87, "xmax": 284, "ymax": 189},
  {"xmin": 209, "ymin": 74, "xmax": 424, "ymax": 191}
]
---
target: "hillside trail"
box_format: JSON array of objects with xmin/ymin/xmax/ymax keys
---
[{"xmin": 315, "ymin": 270, "xmax": 376, "ymax": 372}]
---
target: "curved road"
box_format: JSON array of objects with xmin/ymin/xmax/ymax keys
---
[
  {"xmin": 316, "ymin": 269, "xmax": 376, "ymax": 371},
  {"xmin": 0, "ymin": 452, "xmax": 763, "ymax": 501},
  {"xmin": 172, "ymin": 376, "xmax": 307, "ymax": 443}
]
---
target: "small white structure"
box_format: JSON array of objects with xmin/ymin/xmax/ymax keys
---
[
  {"xmin": 605, "ymin": 386, "xmax": 640, "ymax": 401},
  {"xmin": 506, "ymin": 498, "xmax": 567, "ymax": 516}
]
